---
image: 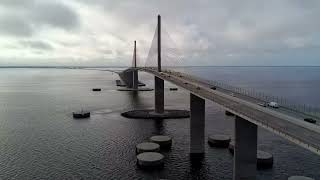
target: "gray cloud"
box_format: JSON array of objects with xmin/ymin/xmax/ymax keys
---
[
  {"xmin": 0, "ymin": 15, "xmax": 33, "ymax": 37},
  {"xmin": 20, "ymin": 40, "xmax": 53, "ymax": 51},
  {"xmin": 1, "ymin": 0, "xmax": 320, "ymax": 66},
  {"xmin": 0, "ymin": 0, "xmax": 34, "ymax": 8},
  {"xmin": 31, "ymin": 2, "xmax": 80, "ymax": 30},
  {"xmin": 0, "ymin": 1, "xmax": 79, "ymax": 35}
]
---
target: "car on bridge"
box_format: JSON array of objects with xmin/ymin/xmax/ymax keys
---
[
  {"xmin": 304, "ymin": 118, "xmax": 316, "ymax": 124},
  {"xmin": 258, "ymin": 102, "xmax": 267, "ymax": 107},
  {"xmin": 267, "ymin": 102, "xmax": 279, "ymax": 108},
  {"xmin": 210, "ymin": 86, "xmax": 217, "ymax": 90}
]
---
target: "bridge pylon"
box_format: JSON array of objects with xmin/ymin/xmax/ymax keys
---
[
  {"xmin": 155, "ymin": 14, "xmax": 164, "ymax": 113},
  {"xmin": 132, "ymin": 40, "xmax": 138, "ymax": 89}
]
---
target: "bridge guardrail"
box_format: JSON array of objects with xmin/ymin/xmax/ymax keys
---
[{"xmin": 161, "ymin": 68, "xmax": 320, "ymax": 121}]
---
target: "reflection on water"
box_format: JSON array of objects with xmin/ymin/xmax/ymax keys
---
[{"xmin": 0, "ymin": 67, "xmax": 319, "ymax": 179}]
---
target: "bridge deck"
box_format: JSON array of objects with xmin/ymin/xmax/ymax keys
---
[{"xmin": 140, "ymin": 67, "xmax": 320, "ymax": 155}]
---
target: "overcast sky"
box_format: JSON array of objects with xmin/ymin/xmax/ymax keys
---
[{"xmin": 0, "ymin": 0, "xmax": 319, "ymax": 66}]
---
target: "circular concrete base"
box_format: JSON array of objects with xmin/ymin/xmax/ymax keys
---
[
  {"xmin": 208, "ymin": 134, "xmax": 231, "ymax": 148},
  {"xmin": 136, "ymin": 142, "xmax": 160, "ymax": 154},
  {"xmin": 225, "ymin": 111, "xmax": 235, "ymax": 116},
  {"xmin": 228, "ymin": 141, "xmax": 235, "ymax": 154},
  {"xmin": 288, "ymin": 176, "xmax": 314, "ymax": 180},
  {"xmin": 137, "ymin": 152, "xmax": 164, "ymax": 169},
  {"xmin": 257, "ymin": 150, "xmax": 273, "ymax": 169},
  {"xmin": 150, "ymin": 135, "xmax": 172, "ymax": 149},
  {"xmin": 121, "ymin": 109, "xmax": 190, "ymax": 119},
  {"xmin": 229, "ymin": 147, "xmax": 273, "ymax": 169},
  {"xmin": 117, "ymin": 88, "xmax": 153, "ymax": 91}
]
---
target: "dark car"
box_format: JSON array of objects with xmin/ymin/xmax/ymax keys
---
[
  {"xmin": 210, "ymin": 86, "xmax": 217, "ymax": 90},
  {"xmin": 258, "ymin": 102, "xmax": 267, "ymax": 107},
  {"xmin": 304, "ymin": 118, "xmax": 316, "ymax": 124}
]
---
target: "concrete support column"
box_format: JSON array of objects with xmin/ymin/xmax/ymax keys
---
[
  {"xmin": 133, "ymin": 70, "xmax": 138, "ymax": 89},
  {"xmin": 233, "ymin": 116, "xmax": 257, "ymax": 180},
  {"xmin": 155, "ymin": 76, "xmax": 164, "ymax": 113},
  {"xmin": 190, "ymin": 93, "xmax": 205, "ymax": 156}
]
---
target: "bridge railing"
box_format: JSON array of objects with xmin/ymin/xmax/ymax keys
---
[{"xmin": 162, "ymin": 69, "xmax": 320, "ymax": 120}]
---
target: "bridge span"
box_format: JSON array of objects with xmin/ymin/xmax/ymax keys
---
[
  {"xmin": 119, "ymin": 15, "xmax": 319, "ymax": 180},
  {"xmin": 140, "ymin": 67, "xmax": 320, "ymax": 155}
]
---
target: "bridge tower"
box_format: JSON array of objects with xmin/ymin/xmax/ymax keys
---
[
  {"xmin": 154, "ymin": 14, "xmax": 164, "ymax": 113},
  {"xmin": 132, "ymin": 40, "xmax": 138, "ymax": 89}
]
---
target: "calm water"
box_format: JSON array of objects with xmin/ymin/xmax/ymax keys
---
[{"xmin": 0, "ymin": 67, "xmax": 319, "ymax": 180}]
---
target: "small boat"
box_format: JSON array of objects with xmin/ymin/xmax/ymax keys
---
[
  {"xmin": 92, "ymin": 88, "xmax": 101, "ymax": 91},
  {"xmin": 73, "ymin": 110, "xmax": 90, "ymax": 119},
  {"xmin": 304, "ymin": 118, "xmax": 316, "ymax": 124}
]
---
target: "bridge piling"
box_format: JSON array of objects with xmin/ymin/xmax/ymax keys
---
[
  {"xmin": 233, "ymin": 116, "xmax": 257, "ymax": 180},
  {"xmin": 133, "ymin": 40, "xmax": 138, "ymax": 89},
  {"xmin": 155, "ymin": 76, "xmax": 164, "ymax": 113},
  {"xmin": 190, "ymin": 93, "xmax": 205, "ymax": 157}
]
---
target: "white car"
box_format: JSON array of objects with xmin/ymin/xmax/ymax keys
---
[{"xmin": 268, "ymin": 102, "xmax": 279, "ymax": 108}]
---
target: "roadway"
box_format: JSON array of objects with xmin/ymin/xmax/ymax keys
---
[
  {"xmin": 163, "ymin": 69, "xmax": 319, "ymax": 126},
  {"xmin": 139, "ymin": 67, "xmax": 320, "ymax": 155}
]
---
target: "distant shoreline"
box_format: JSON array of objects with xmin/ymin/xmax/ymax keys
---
[{"xmin": 0, "ymin": 65, "xmax": 319, "ymax": 69}]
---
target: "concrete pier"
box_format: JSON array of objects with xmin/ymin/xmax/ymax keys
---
[
  {"xmin": 190, "ymin": 93, "xmax": 205, "ymax": 157},
  {"xmin": 155, "ymin": 76, "xmax": 164, "ymax": 114},
  {"xmin": 136, "ymin": 142, "xmax": 160, "ymax": 154},
  {"xmin": 150, "ymin": 135, "xmax": 172, "ymax": 149},
  {"xmin": 133, "ymin": 70, "xmax": 138, "ymax": 89},
  {"xmin": 208, "ymin": 134, "xmax": 231, "ymax": 148},
  {"xmin": 233, "ymin": 116, "xmax": 257, "ymax": 180},
  {"xmin": 288, "ymin": 176, "xmax": 314, "ymax": 180},
  {"xmin": 119, "ymin": 70, "xmax": 134, "ymax": 88},
  {"xmin": 257, "ymin": 150, "xmax": 274, "ymax": 169},
  {"xmin": 137, "ymin": 152, "xmax": 164, "ymax": 169}
]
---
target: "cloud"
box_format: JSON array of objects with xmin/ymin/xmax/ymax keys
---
[
  {"xmin": 31, "ymin": 2, "xmax": 80, "ymax": 30},
  {"xmin": 0, "ymin": 15, "xmax": 33, "ymax": 37},
  {"xmin": 20, "ymin": 40, "xmax": 53, "ymax": 50},
  {"xmin": 0, "ymin": 0, "xmax": 34, "ymax": 8},
  {"xmin": 0, "ymin": 0, "xmax": 320, "ymax": 66}
]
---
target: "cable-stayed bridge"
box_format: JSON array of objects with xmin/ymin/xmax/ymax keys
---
[{"xmin": 118, "ymin": 15, "xmax": 319, "ymax": 180}]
